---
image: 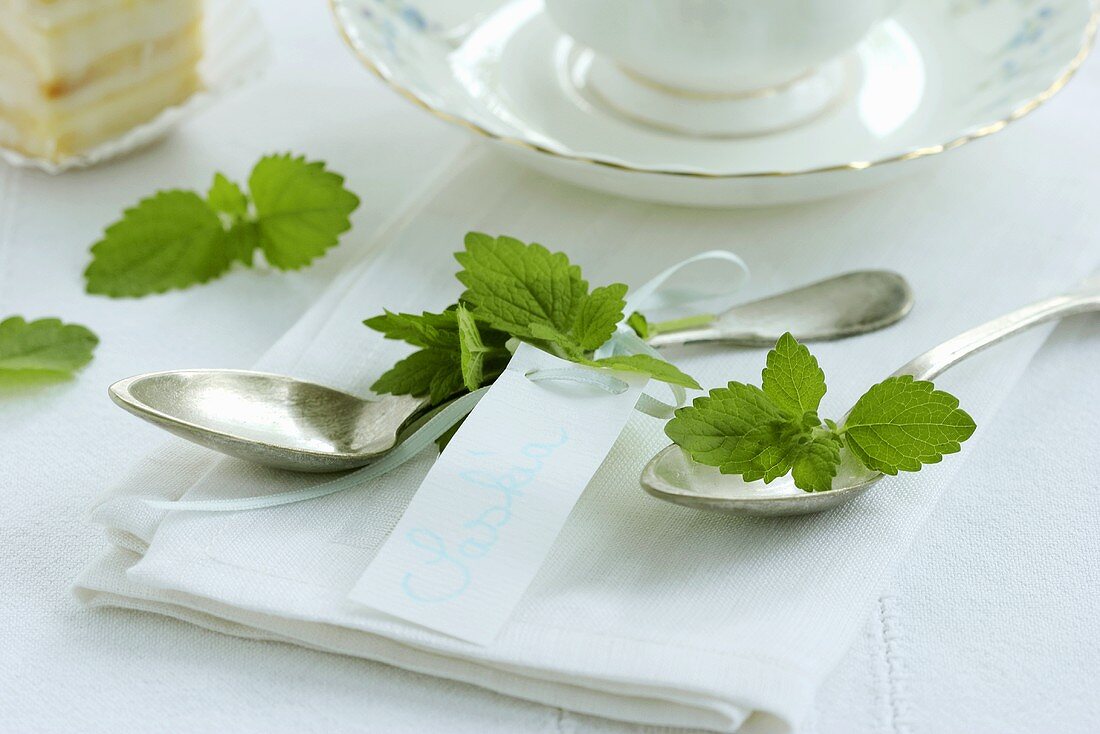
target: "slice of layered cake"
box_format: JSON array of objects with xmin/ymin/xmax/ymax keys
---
[{"xmin": 0, "ymin": 0, "xmax": 202, "ymax": 162}]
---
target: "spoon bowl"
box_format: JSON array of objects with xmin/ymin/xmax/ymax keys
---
[
  {"xmin": 641, "ymin": 445, "xmax": 882, "ymax": 517},
  {"xmin": 109, "ymin": 370, "xmax": 427, "ymax": 472}
]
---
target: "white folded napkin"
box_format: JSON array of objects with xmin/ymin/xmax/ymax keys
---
[{"xmin": 75, "ymin": 151, "xmax": 1100, "ymax": 732}]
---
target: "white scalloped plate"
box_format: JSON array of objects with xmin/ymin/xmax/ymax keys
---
[
  {"xmin": 0, "ymin": 0, "xmax": 270, "ymax": 174},
  {"xmin": 332, "ymin": 0, "xmax": 1097, "ymax": 206}
]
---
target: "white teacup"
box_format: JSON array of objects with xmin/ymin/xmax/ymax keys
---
[{"xmin": 545, "ymin": 0, "xmax": 901, "ymax": 95}]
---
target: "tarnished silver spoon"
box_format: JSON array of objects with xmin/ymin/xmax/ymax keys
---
[
  {"xmin": 641, "ymin": 278, "xmax": 1100, "ymax": 517},
  {"xmin": 109, "ymin": 270, "xmax": 912, "ymax": 473}
]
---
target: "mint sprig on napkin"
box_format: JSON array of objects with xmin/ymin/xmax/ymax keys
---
[
  {"xmin": 0, "ymin": 316, "xmax": 98, "ymax": 376},
  {"xmin": 85, "ymin": 154, "xmax": 360, "ymax": 297},
  {"xmin": 666, "ymin": 333, "xmax": 976, "ymax": 492},
  {"xmin": 366, "ymin": 233, "xmax": 699, "ymax": 407}
]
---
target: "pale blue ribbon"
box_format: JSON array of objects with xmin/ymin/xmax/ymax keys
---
[{"xmin": 146, "ymin": 251, "xmax": 749, "ymax": 513}]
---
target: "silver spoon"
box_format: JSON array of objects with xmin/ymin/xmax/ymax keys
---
[
  {"xmin": 641, "ymin": 277, "xmax": 1100, "ymax": 517},
  {"xmin": 109, "ymin": 270, "xmax": 913, "ymax": 473}
]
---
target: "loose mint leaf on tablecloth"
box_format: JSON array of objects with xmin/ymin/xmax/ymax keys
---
[
  {"xmin": 0, "ymin": 316, "xmax": 98, "ymax": 375},
  {"xmin": 371, "ymin": 348, "xmax": 466, "ymax": 405},
  {"xmin": 250, "ymin": 154, "xmax": 360, "ymax": 270},
  {"xmin": 85, "ymin": 153, "xmax": 360, "ymax": 297},
  {"xmin": 207, "ymin": 173, "xmax": 249, "ymax": 219},
  {"xmin": 761, "ymin": 332, "xmax": 827, "ymax": 417},
  {"xmin": 592, "ymin": 354, "xmax": 700, "ymax": 390},
  {"xmin": 842, "ymin": 375, "xmax": 977, "ymax": 475},
  {"xmin": 456, "ymin": 233, "xmax": 589, "ymax": 340},
  {"xmin": 573, "ymin": 283, "xmax": 628, "ymax": 351},
  {"xmin": 85, "ymin": 190, "xmax": 230, "ymax": 297},
  {"xmin": 665, "ymin": 383, "xmax": 790, "ymax": 467}
]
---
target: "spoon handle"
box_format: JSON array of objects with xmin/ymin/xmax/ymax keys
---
[
  {"xmin": 645, "ymin": 271, "xmax": 913, "ymax": 348},
  {"xmin": 895, "ymin": 277, "xmax": 1100, "ymax": 382}
]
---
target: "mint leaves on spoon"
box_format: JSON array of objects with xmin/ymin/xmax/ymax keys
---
[
  {"xmin": 85, "ymin": 154, "xmax": 360, "ymax": 297},
  {"xmin": 666, "ymin": 333, "xmax": 976, "ymax": 492},
  {"xmin": 365, "ymin": 233, "xmax": 700, "ymax": 407}
]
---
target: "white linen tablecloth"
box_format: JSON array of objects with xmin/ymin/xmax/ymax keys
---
[{"xmin": 2, "ymin": 0, "xmax": 1099, "ymax": 731}]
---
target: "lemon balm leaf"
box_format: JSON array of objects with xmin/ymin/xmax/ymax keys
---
[
  {"xmin": 456, "ymin": 304, "xmax": 489, "ymax": 392},
  {"xmin": 84, "ymin": 190, "xmax": 230, "ymax": 297},
  {"xmin": 371, "ymin": 348, "xmax": 465, "ymax": 405},
  {"xmin": 761, "ymin": 332, "xmax": 827, "ymax": 417},
  {"xmin": 664, "ymin": 335, "xmax": 975, "ymax": 492},
  {"xmin": 250, "ymin": 154, "xmax": 360, "ymax": 270},
  {"xmin": 207, "ymin": 173, "xmax": 249, "ymax": 219},
  {"xmin": 594, "ymin": 353, "xmax": 701, "ymax": 390},
  {"xmin": 843, "ymin": 375, "xmax": 977, "ymax": 475},
  {"xmin": 790, "ymin": 433, "xmax": 843, "ymax": 492},
  {"xmin": 455, "ymin": 233, "xmax": 589, "ymax": 340},
  {"xmin": 665, "ymin": 383, "xmax": 789, "ymax": 466},
  {"xmin": 573, "ymin": 283, "xmax": 628, "ymax": 350},
  {"xmin": 0, "ymin": 316, "xmax": 98, "ymax": 375},
  {"xmin": 364, "ymin": 310, "xmax": 461, "ymax": 349},
  {"xmin": 85, "ymin": 154, "xmax": 360, "ymax": 297}
]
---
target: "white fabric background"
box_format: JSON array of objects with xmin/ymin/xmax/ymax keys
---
[{"xmin": 1, "ymin": 1, "xmax": 1098, "ymax": 732}]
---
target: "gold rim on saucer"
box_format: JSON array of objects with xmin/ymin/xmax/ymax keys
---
[{"xmin": 328, "ymin": 0, "xmax": 1099, "ymax": 180}]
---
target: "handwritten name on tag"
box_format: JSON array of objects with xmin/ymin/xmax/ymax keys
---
[{"xmin": 349, "ymin": 343, "xmax": 646, "ymax": 645}]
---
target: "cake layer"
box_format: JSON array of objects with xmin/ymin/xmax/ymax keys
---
[
  {"xmin": 0, "ymin": 60, "xmax": 199, "ymax": 160},
  {"xmin": 8, "ymin": 0, "xmax": 176, "ymax": 29},
  {"xmin": 0, "ymin": 20, "xmax": 202, "ymax": 112},
  {"xmin": 0, "ymin": 0, "xmax": 201, "ymax": 83}
]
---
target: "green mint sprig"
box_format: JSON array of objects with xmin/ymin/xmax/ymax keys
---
[
  {"xmin": 666, "ymin": 333, "xmax": 976, "ymax": 492},
  {"xmin": 365, "ymin": 233, "xmax": 700, "ymax": 408},
  {"xmin": 0, "ymin": 316, "xmax": 98, "ymax": 376},
  {"xmin": 85, "ymin": 153, "xmax": 360, "ymax": 297}
]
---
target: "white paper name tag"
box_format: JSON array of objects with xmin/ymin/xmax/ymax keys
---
[{"xmin": 348, "ymin": 343, "xmax": 646, "ymax": 645}]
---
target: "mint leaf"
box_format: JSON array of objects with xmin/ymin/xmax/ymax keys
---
[
  {"xmin": 720, "ymin": 420, "xmax": 802, "ymax": 482},
  {"xmin": 762, "ymin": 332, "xmax": 826, "ymax": 417},
  {"xmin": 0, "ymin": 316, "xmax": 98, "ymax": 375},
  {"xmin": 456, "ymin": 304, "xmax": 488, "ymax": 392},
  {"xmin": 456, "ymin": 233, "xmax": 588, "ymax": 340},
  {"xmin": 664, "ymin": 334, "xmax": 974, "ymax": 493},
  {"xmin": 85, "ymin": 190, "xmax": 230, "ymax": 297},
  {"xmin": 371, "ymin": 348, "xmax": 465, "ymax": 405},
  {"xmin": 365, "ymin": 310, "xmax": 459, "ymax": 349},
  {"xmin": 250, "ymin": 154, "xmax": 360, "ymax": 270},
  {"xmin": 665, "ymin": 383, "xmax": 788, "ymax": 467},
  {"xmin": 790, "ymin": 433, "xmax": 843, "ymax": 492},
  {"xmin": 573, "ymin": 283, "xmax": 627, "ymax": 350},
  {"xmin": 626, "ymin": 312, "xmax": 650, "ymax": 339},
  {"xmin": 208, "ymin": 173, "xmax": 249, "ymax": 219},
  {"xmin": 367, "ymin": 305, "xmax": 511, "ymax": 404},
  {"xmin": 843, "ymin": 375, "xmax": 976, "ymax": 475},
  {"xmin": 85, "ymin": 153, "xmax": 360, "ymax": 297},
  {"xmin": 594, "ymin": 354, "xmax": 700, "ymax": 390},
  {"xmin": 226, "ymin": 221, "xmax": 260, "ymax": 267}
]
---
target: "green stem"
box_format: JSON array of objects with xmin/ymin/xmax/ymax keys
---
[{"xmin": 647, "ymin": 313, "xmax": 717, "ymax": 336}]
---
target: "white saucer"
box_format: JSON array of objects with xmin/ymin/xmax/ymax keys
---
[{"xmin": 332, "ymin": 0, "xmax": 1097, "ymax": 206}]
